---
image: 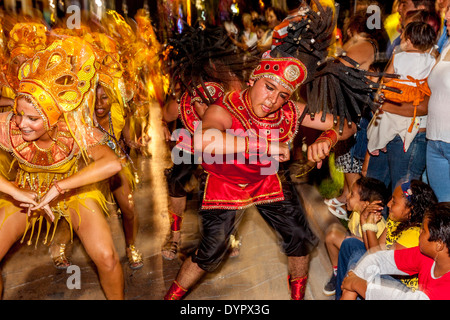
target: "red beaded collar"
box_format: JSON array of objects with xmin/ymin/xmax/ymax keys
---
[{"xmin": 220, "ymin": 89, "xmax": 300, "ymax": 144}]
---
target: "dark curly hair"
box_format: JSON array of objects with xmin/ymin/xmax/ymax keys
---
[
  {"xmin": 393, "ymin": 180, "xmax": 438, "ymax": 237},
  {"xmin": 164, "ymin": 24, "xmax": 259, "ymax": 102},
  {"xmin": 424, "ymin": 202, "xmax": 450, "ymax": 257}
]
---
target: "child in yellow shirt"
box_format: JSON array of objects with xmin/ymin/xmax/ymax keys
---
[
  {"xmin": 340, "ymin": 179, "xmax": 439, "ymax": 299},
  {"xmin": 323, "ymin": 177, "xmax": 389, "ymax": 296}
]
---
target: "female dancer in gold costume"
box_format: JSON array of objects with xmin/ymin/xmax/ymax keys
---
[
  {"xmin": 49, "ymin": 31, "xmax": 145, "ymax": 270},
  {"xmin": 0, "ymin": 36, "xmax": 124, "ymax": 299}
]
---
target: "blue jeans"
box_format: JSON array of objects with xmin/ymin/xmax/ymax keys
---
[
  {"xmin": 335, "ymin": 238, "xmax": 366, "ymax": 300},
  {"xmin": 367, "ymin": 132, "xmax": 427, "ymax": 192},
  {"xmin": 426, "ymin": 139, "xmax": 450, "ymax": 202}
]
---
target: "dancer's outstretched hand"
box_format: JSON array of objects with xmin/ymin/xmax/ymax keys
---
[
  {"xmin": 10, "ymin": 187, "xmax": 38, "ymax": 207},
  {"xmin": 31, "ymin": 185, "xmax": 59, "ymax": 222}
]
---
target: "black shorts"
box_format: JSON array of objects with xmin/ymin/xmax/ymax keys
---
[
  {"xmin": 192, "ymin": 172, "xmax": 318, "ymax": 272},
  {"xmin": 165, "ymin": 153, "xmax": 198, "ymax": 198}
]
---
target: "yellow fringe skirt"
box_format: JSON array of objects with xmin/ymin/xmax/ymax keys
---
[{"xmin": 0, "ymin": 166, "xmax": 109, "ymax": 247}]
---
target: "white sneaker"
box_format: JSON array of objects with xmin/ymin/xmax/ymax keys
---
[
  {"xmin": 323, "ymin": 197, "xmax": 346, "ymax": 207},
  {"xmin": 328, "ymin": 206, "xmax": 349, "ymax": 220}
]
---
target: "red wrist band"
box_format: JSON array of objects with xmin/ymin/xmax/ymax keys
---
[
  {"xmin": 53, "ymin": 180, "xmax": 65, "ymax": 195},
  {"xmin": 315, "ymin": 128, "xmax": 338, "ymax": 148}
]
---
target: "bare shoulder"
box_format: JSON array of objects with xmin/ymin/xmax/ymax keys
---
[
  {"xmin": 345, "ymin": 41, "xmax": 375, "ymax": 69},
  {"xmin": 162, "ymin": 97, "xmax": 180, "ymax": 122},
  {"xmin": 87, "ymin": 142, "xmax": 116, "ymax": 162},
  {"xmin": 292, "ymin": 100, "xmax": 307, "ymax": 115},
  {"xmin": 201, "ymin": 104, "xmax": 233, "ymax": 131}
]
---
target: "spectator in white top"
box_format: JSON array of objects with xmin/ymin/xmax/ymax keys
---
[{"xmin": 426, "ymin": 3, "xmax": 450, "ymax": 202}]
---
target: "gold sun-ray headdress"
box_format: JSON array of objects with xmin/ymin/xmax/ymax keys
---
[{"xmin": 16, "ymin": 36, "xmax": 99, "ymax": 159}]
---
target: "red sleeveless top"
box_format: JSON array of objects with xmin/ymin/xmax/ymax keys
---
[{"xmin": 201, "ymin": 89, "xmax": 300, "ymax": 210}]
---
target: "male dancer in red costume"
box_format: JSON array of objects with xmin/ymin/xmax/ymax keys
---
[{"xmin": 164, "ymin": 54, "xmax": 355, "ymax": 300}]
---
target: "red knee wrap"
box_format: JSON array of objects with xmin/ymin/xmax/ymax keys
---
[
  {"xmin": 169, "ymin": 210, "xmax": 183, "ymax": 232},
  {"xmin": 164, "ymin": 280, "xmax": 188, "ymax": 300},
  {"xmin": 288, "ymin": 275, "xmax": 308, "ymax": 300}
]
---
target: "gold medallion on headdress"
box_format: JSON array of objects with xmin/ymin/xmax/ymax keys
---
[
  {"xmin": 7, "ymin": 23, "xmax": 47, "ymax": 58},
  {"xmin": 250, "ymin": 56, "xmax": 307, "ymax": 92}
]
